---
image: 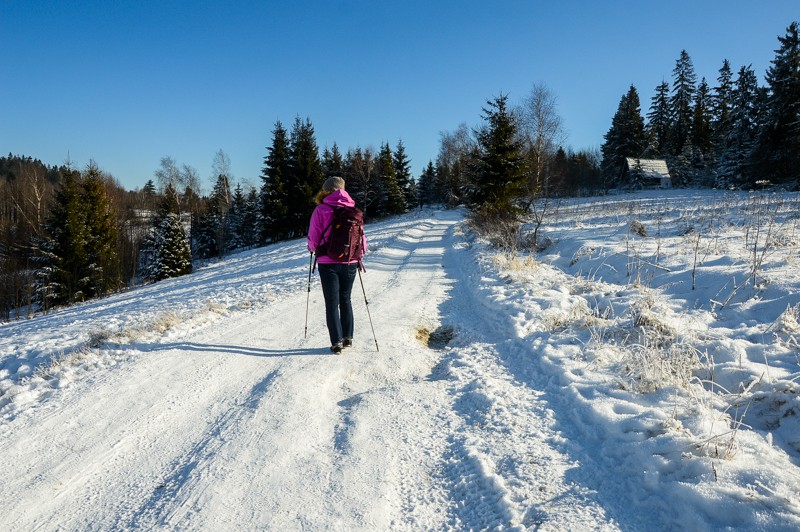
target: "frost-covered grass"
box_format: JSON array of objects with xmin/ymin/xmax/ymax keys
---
[{"xmin": 464, "ymin": 188, "xmax": 800, "ymax": 524}]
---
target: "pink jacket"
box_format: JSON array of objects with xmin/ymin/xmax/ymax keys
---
[{"xmin": 307, "ymin": 189, "xmax": 367, "ymax": 265}]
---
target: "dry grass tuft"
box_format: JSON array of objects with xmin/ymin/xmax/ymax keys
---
[{"xmin": 415, "ymin": 324, "xmax": 456, "ymax": 349}]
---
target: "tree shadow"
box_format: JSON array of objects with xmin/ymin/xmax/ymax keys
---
[{"xmin": 145, "ymin": 342, "xmax": 331, "ymax": 358}]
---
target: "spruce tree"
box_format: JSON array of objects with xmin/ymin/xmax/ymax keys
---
[
  {"xmin": 435, "ymin": 161, "xmax": 453, "ymax": 205},
  {"xmin": 472, "ymin": 94, "xmax": 526, "ymax": 214},
  {"xmin": 669, "ymin": 50, "xmax": 697, "ymax": 156},
  {"xmin": 393, "ymin": 140, "xmax": 415, "ymax": 210},
  {"xmin": 243, "ymin": 187, "xmax": 260, "ymax": 247},
  {"xmin": 417, "ymin": 161, "xmax": 437, "ymax": 206},
  {"xmin": 148, "ymin": 214, "xmax": 192, "ymax": 280},
  {"xmin": 646, "ymin": 81, "xmax": 671, "ymax": 157},
  {"xmin": 690, "ymin": 78, "xmax": 714, "ymax": 183},
  {"xmin": 42, "ymin": 167, "xmax": 87, "ymax": 304},
  {"xmin": 568, "ymin": 149, "xmax": 602, "ymax": 193},
  {"xmin": 288, "ymin": 117, "xmax": 323, "ymax": 236},
  {"xmin": 227, "ymin": 183, "xmax": 247, "ymax": 251},
  {"xmin": 601, "ymin": 85, "xmax": 646, "ymax": 188},
  {"xmin": 80, "ymin": 162, "xmax": 121, "ymax": 297},
  {"xmin": 194, "ymin": 172, "xmax": 232, "ymax": 260},
  {"xmin": 322, "ymin": 143, "xmax": 345, "ymax": 178},
  {"xmin": 549, "ymin": 147, "xmax": 569, "ymax": 194},
  {"xmin": 142, "ymin": 179, "xmax": 156, "ymax": 196},
  {"xmin": 209, "ymin": 171, "xmax": 232, "ymax": 255},
  {"xmin": 368, "ymin": 144, "xmax": 389, "ymax": 217},
  {"xmin": 143, "ymin": 184, "xmax": 192, "ymax": 281},
  {"xmin": 712, "ymin": 60, "xmax": 735, "ymax": 155},
  {"xmin": 378, "ymin": 142, "xmax": 405, "ymax": 215},
  {"xmin": 692, "ymin": 79, "xmax": 713, "ymax": 155},
  {"xmin": 41, "ymin": 164, "xmax": 121, "ymax": 305},
  {"xmin": 755, "ymin": 21, "xmax": 800, "ymax": 183},
  {"xmin": 260, "ymin": 121, "xmax": 291, "ymax": 242},
  {"xmin": 717, "ymin": 65, "xmax": 762, "ymax": 187}
]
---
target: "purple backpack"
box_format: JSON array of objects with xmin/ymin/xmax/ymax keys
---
[{"xmin": 319, "ymin": 205, "xmax": 364, "ymax": 261}]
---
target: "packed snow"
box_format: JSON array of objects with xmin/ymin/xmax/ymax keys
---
[{"xmin": 1, "ymin": 189, "xmax": 799, "ymax": 530}]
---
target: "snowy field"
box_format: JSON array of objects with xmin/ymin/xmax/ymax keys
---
[{"xmin": 1, "ymin": 189, "xmax": 799, "ymax": 530}]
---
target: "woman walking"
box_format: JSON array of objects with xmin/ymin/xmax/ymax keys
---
[{"xmin": 307, "ymin": 177, "xmax": 367, "ymax": 353}]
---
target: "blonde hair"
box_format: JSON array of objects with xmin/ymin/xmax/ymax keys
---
[{"xmin": 315, "ymin": 176, "xmax": 345, "ymax": 204}]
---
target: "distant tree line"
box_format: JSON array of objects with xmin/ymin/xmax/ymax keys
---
[
  {"xmin": 601, "ymin": 22, "xmax": 800, "ymax": 189},
  {"xmin": 419, "ymin": 20, "xmax": 799, "ymax": 228},
  {"xmin": 417, "ymin": 87, "xmax": 602, "ymax": 217},
  {"xmin": 0, "ymin": 118, "xmax": 420, "ymax": 319},
  {"xmin": 258, "ymin": 117, "xmax": 416, "ymax": 243},
  {"xmin": 3, "ymin": 21, "xmax": 796, "ymax": 319}
]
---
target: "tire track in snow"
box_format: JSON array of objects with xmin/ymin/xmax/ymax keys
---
[
  {"xmin": 0, "ymin": 288, "xmax": 314, "ymax": 531},
  {"xmin": 123, "ymin": 368, "xmax": 282, "ymax": 529},
  {"xmin": 1, "ymin": 210, "xmax": 617, "ymax": 530}
]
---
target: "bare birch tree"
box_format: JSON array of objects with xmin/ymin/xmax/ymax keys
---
[{"xmin": 516, "ymin": 83, "xmax": 566, "ymax": 204}]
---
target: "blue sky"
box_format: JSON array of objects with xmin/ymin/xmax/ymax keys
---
[{"xmin": 2, "ymin": 1, "xmax": 796, "ymax": 192}]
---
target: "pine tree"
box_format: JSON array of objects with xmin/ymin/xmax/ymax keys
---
[
  {"xmin": 147, "ymin": 214, "xmax": 192, "ymax": 280},
  {"xmin": 142, "ymin": 179, "xmax": 156, "ymax": 196},
  {"xmin": 717, "ymin": 65, "xmax": 762, "ymax": 187},
  {"xmin": 143, "ymin": 185, "xmax": 192, "ymax": 281},
  {"xmin": 601, "ymin": 85, "xmax": 646, "ymax": 188},
  {"xmin": 209, "ymin": 171, "xmax": 232, "ymax": 256},
  {"xmin": 669, "ymin": 50, "xmax": 697, "ymax": 156},
  {"xmin": 378, "ymin": 142, "xmax": 405, "ymax": 215},
  {"xmin": 712, "ymin": 60, "xmax": 735, "ymax": 155},
  {"xmin": 755, "ymin": 21, "xmax": 800, "ymax": 183},
  {"xmin": 288, "ymin": 117, "xmax": 323, "ymax": 236},
  {"xmin": 42, "ymin": 167, "xmax": 87, "ymax": 305},
  {"xmin": 393, "ymin": 139, "xmax": 416, "ymax": 210},
  {"xmin": 568, "ymin": 149, "xmax": 602, "ymax": 193},
  {"xmin": 227, "ymin": 183, "xmax": 247, "ymax": 251},
  {"xmin": 40, "ymin": 164, "xmax": 121, "ymax": 305},
  {"xmin": 417, "ymin": 161, "xmax": 437, "ymax": 206},
  {"xmin": 472, "ymin": 94, "xmax": 526, "ymax": 214},
  {"xmin": 243, "ymin": 187, "xmax": 260, "ymax": 247},
  {"xmin": 369, "ymin": 144, "xmax": 389, "ymax": 217},
  {"xmin": 646, "ymin": 81, "xmax": 671, "ymax": 157},
  {"xmin": 80, "ymin": 162, "xmax": 121, "ymax": 298},
  {"xmin": 260, "ymin": 121, "xmax": 291, "ymax": 242},
  {"xmin": 692, "ymin": 79, "xmax": 713, "ymax": 154},
  {"xmin": 322, "ymin": 143, "xmax": 345, "ymax": 178},
  {"xmin": 690, "ymin": 78, "xmax": 714, "ymax": 183}
]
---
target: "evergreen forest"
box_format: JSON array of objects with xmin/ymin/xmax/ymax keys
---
[{"xmin": 1, "ymin": 21, "xmax": 798, "ymax": 320}]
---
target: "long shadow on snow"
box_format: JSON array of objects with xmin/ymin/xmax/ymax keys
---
[{"xmin": 143, "ymin": 342, "xmax": 331, "ymax": 357}]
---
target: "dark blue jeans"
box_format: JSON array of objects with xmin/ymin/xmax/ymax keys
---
[{"xmin": 317, "ymin": 263, "xmax": 358, "ymax": 346}]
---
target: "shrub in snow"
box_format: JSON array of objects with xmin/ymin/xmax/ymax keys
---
[{"xmin": 629, "ymin": 219, "xmax": 648, "ymax": 237}]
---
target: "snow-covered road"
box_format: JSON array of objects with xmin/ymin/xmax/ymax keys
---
[
  {"xmin": 3, "ymin": 202, "xmax": 799, "ymax": 530},
  {"xmin": 0, "ymin": 211, "xmax": 611, "ymax": 530}
]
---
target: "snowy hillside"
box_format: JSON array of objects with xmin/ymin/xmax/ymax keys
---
[{"xmin": 1, "ymin": 190, "xmax": 799, "ymax": 530}]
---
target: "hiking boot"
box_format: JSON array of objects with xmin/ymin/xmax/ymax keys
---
[
  {"xmin": 343, "ymin": 338, "xmax": 353, "ymax": 348},
  {"xmin": 331, "ymin": 343, "xmax": 343, "ymax": 354}
]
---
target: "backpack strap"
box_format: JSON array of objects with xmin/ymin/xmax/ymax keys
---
[{"xmin": 316, "ymin": 205, "xmax": 338, "ymax": 255}]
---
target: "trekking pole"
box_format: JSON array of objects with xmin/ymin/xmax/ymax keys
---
[
  {"xmin": 357, "ymin": 267, "xmax": 379, "ymax": 352},
  {"xmin": 304, "ymin": 252, "xmax": 313, "ymax": 338}
]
